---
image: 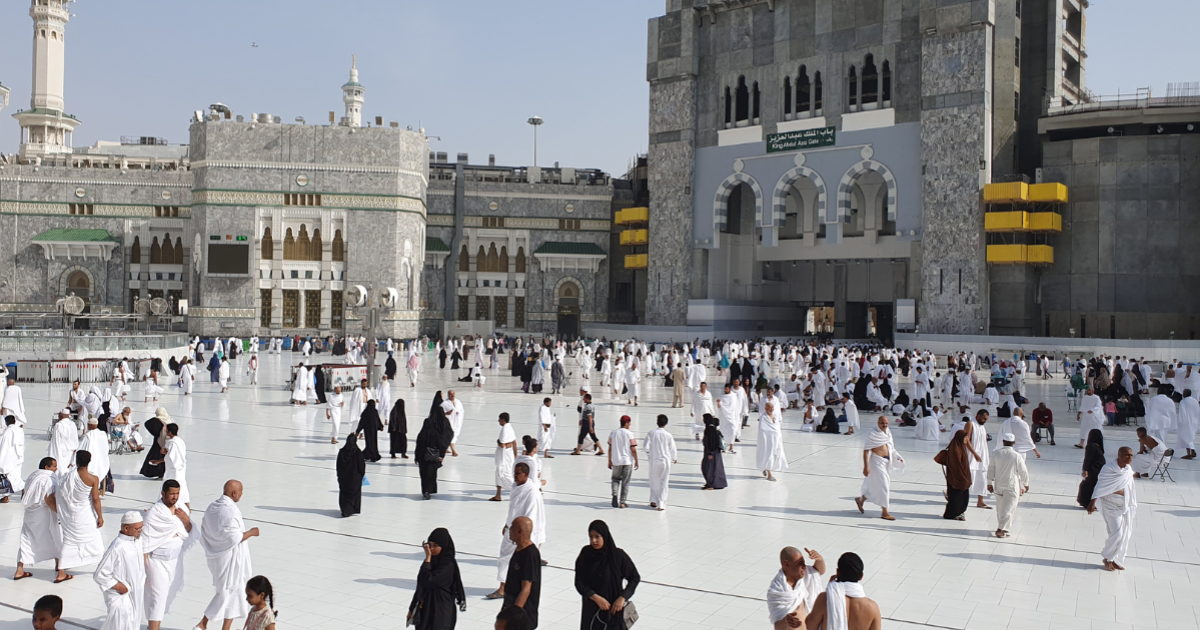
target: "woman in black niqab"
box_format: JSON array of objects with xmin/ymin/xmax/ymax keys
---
[
  {"xmin": 1076, "ymin": 428, "xmax": 1106, "ymax": 508},
  {"xmin": 356, "ymin": 399, "xmax": 383, "ymax": 462},
  {"xmin": 313, "ymin": 367, "xmax": 328, "ymax": 404},
  {"xmin": 388, "ymin": 399, "xmax": 408, "ymax": 459},
  {"xmin": 700, "ymin": 413, "xmax": 728, "ymax": 489},
  {"xmin": 140, "ymin": 417, "xmax": 165, "ymax": 478},
  {"xmin": 428, "ymin": 391, "xmax": 444, "ymax": 419},
  {"xmin": 415, "ymin": 406, "xmax": 454, "ymax": 499},
  {"xmin": 574, "ymin": 519, "xmax": 640, "ymax": 630},
  {"xmin": 336, "ymin": 433, "xmax": 365, "ymax": 517},
  {"xmin": 407, "ymin": 527, "xmax": 466, "ymax": 630}
]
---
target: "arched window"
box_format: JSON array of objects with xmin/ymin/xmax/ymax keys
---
[
  {"xmin": 131, "ymin": 236, "xmax": 141, "ymax": 264},
  {"xmin": 848, "ymin": 66, "xmax": 858, "ymax": 108},
  {"xmin": 814, "ymin": 72, "xmax": 823, "ymax": 111},
  {"xmin": 476, "ymin": 246, "xmax": 487, "ymax": 272},
  {"xmin": 862, "ymin": 54, "xmax": 878, "ymax": 105},
  {"xmin": 150, "ymin": 237, "xmax": 162, "ymax": 264},
  {"xmin": 261, "ymin": 227, "xmax": 274, "ymax": 260},
  {"xmin": 332, "ymin": 229, "xmax": 345, "ymax": 262},
  {"xmin": 283, "ymin": 228, "xmax": 296, "ymax": 260},
  {"xmin": 458, "ymin": 245, "xmax": 470, "ymax": 272},
  {"xmin": 784, "ymin": 77, "xmax": 792, "ymax": 116},
  {"xmin": 486, "ymin": 244, "xmax": 499, "ymax": 272},
  {"xmin": 498, "ymin": 246, "xmax": 509, "ymax": 273},
  {"xmin": 174, "ymin": 237, "xmax": 183, "ymax": 264},
  {"xmin": 161, "ymin": 233, "xmax": 174, "ymax": 264},
  {"xmin": 515, "ymin": 247, "xmax": 526, "ymax": 273},
  {"xmin": 296, "ymin": 225, "xmax": 312, "ymax": 261},
  {"xmin": 882, "ymin": 61, "xmax": 892, "ymax": 103},
  {"xmin": 735, "ymin": 76, "xmax": 749, "ymax": 122},
  {"xmin": 797, "ymin": 66, "xmax": 811, "ymax": 115},
  {"xmin": 724, "ymin": 86, "xmax": 732, "ymax": 126},
  {"xmin": 752, "ymin": 81, "xmax": 761, "ymax": 121},
  {"xmin": 311, "ymin": 229, "xmax": 323, "ymax": 262}
]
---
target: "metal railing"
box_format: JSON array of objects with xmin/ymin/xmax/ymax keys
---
[
  {"xmin": 1046, "ymin": 85, "xmax": 1200, "ymax": 116},
  {"xmin": 0, "ymin": 331, "xmax": 188, "ymax": 353}
]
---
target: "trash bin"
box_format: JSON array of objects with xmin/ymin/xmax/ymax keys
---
[
  {"xmin": 5, "ymin": 362, "xmax": 16, "ymax": 382},
  {"xmin": 282, "ymin": 337, "xmax": 293, "ymax": 351}
]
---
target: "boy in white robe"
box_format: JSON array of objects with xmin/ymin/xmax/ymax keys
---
[
  {"xmin": 487, "ymin": 462, "xmax": 546, "ymax": 600},
  {"xmin": 841, "ymin": 396, "xmax": 860, "ymax": 435},
  {"xmin": 14, "ymin": 458, "xmax": 65, "ymax": 582},
  {"xmin": 645, "ymin": 415, "xmax": 678, "ymax": 511},
  {"xmin": 1088, "ymin": 447, "xmax": 1136, "ymax": 571},
  {"xmin": 855, "ymin": 417, "xmax": 903, "ymax": 521},
  {"xmin": 346, "ymin": 379, "xmax": 374, "ymax": 428},
  {"xmin": 1144, "ymin": 392, "xmax": 1177, "ymax": 445},
  {"xmin": 490, "ymin": 413, "xmax": 518, "ymax": 501},
  {"xmin": 142, "ymin": 481, "xmax": 192, "ymax": 630},
  {"xmin": 756, "ymin": 402, "xmax": 788, "ymax": 481},
  {"xmin": 195, "ymin": 480, "xmax": 258, "ymax": 630},
  {"xmin": 375, "ymin": 376, "xmax": 392, "ymax": 419},
  {"xmin": 58, "ymin": 451, "xmax": 105, "ymax": 573},
  {"xmin": 246, "ymin": 353, "xmax": 258, "ymax": 385},
  {"xmin": 94, "ymin": 512, "xmax": 146, "ymax": 630},
  {"xmin": 180, "ymin": 360, "xmax": 195, "ymax": 396},
  {"xmin": 326, "ymin": 386, "xmax": 345, "ymax": 445}
]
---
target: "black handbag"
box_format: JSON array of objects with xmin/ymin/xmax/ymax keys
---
[{"xmin": 423, "ymin": 447, "xmax": 442, "ymax": 463}]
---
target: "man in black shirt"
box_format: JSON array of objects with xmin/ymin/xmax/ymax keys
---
[{"xmin": 502, "ymin": 516, "xmax": 541, "ymax": 627}]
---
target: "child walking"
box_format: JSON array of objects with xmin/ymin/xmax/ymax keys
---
[{"xmin": 243, "ymin": 575, "xmax": 277, "ymax": 630}]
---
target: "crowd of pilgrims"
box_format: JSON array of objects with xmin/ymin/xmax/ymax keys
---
[{"xmin": 6, "ymin": 330, "xmax": 1199, "ymax": 629}]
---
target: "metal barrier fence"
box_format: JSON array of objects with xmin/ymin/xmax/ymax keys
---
[{"xmin": 0, "ymin": 332, "xmax": 188, "ymax": 353}]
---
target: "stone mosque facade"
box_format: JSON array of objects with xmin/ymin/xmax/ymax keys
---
[{"xmin": 0, "ymin": 0, "xmax": 614, "ymax": 339}]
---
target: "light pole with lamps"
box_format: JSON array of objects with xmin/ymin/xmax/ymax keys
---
[{"xmin": 527, "ymin": 116, "xmax": 544, "ymax": 166}]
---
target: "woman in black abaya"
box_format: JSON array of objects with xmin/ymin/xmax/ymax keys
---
[
  {"xmin": 140, "ymin": 416, "xmax": 166, "ymax": 478},
  {"xmin": 389, "ymin": 399, "xmax": 408, "ymax": 459},
  {"xmin": 1076, "ymin": 429, "xmax": 1106, "ymax": 508},
  {"xmin": 407, "ymin": 527, "xmax": 466, "ymax": 629},
  {"xmin": 574, "ymin": 520, "xmax": 640, "ymax": 630},
  {"xmin": 415, "ymin": 406, "xmax": 453, "ymax": 499},
  {"xmin": 336, "ymin": 433, "xmax": 366, "ymax": 517},
  {"xmin": 313, "ymin": 367, "xmax": 328, "ymax": 404},
  {"xmin": 356, "ymin": 399, "xmax": 384, "ymax": 462},
  {"xmin": 700, "ymin": 413, "xmax": 727, "ymax": 490}
]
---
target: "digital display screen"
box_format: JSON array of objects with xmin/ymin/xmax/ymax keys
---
[{"xmin": 207, "ymin": 244, "xmax": 250, "ymax": 275}]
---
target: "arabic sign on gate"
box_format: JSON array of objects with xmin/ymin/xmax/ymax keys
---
[{"xmin": 765, "ymin": 126, "xmax": 836, "ymax": 153}]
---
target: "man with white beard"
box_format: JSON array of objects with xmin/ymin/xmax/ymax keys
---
[
  {"xmin": 142, "ymin": 480, "xmax": 192, "ymax": 630},
  {"xmin": 1075, "ymin": 388, "xmax": 1105, "ymax": 449},
  {"xmin": 195, "ymin": 480, "xmax": 259, "ymax": 630},
  {"xmin": 1088, "ymin": 447, "xmax": 1136, "ymax": 571},
  {"xmin": 1144, "ymin": 390, "xmax": 1177, "ymax": 446},
  {"xmin": 13, "ymin": 457, "xmax": 64, "ymax": 582},
  {"xmin": 855, "ymin": 416, "xmax": 903, "ymax": 521},
  {"xmin": 716, "ymin": 384, "xmax": 740, "ymax": 453},
  {"xmin": 486, "ymin": 462, "xmax": 546, "ymax": 601},
  {"xmin": 58, "ymin": 451, "xmax": 105, "ymax": 577},
  {"xmin": 1, "ymin": 378, "xmax": 27, "ymax": 425},
  {"xmin": 645, "ymin": 414, "xmax": 678, "ymax": 511},
  {"xmin": 444, "ymin": 390, "xmax": 465, "ymax": 457},
  {"xmin": 0, "ymin": 415, "xmax": 25, "ymax": 502},
  {"xmin": 326, "ymin": 386, "xmax": 345, "ymax": 445},
  {"xmin": 79, "ymin": 417, "xmax": 111, "ymax": 496},
  {"xmin": 1178, "ymin": 389, "xmax": 1199, "ymax": 460},
  {"xmin": 94, "ymin": 511, "xmax": 146, "ymax": 630},
  {"xmin": 490, "ymin": 413, "xmax": 518, "ymax": 502},
  {"xmin": 47, "ymin": 409, "xmax": 78, "ymax": 469}
]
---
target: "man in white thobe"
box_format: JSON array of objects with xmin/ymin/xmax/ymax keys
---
[
  {"xmin": 94, "ymin": 512, "xmax": 146, "ymax": 630},
  {"xmin": 1088, "ymin": 447, "xmax": 1136, "ymax": 571},
  {"xmin": 195, "ymin": 480, "xmax": 258, "ymax": 630},
  {"xmin": 79, "ymin": 418, "xmax": 111, "ymax": 496},
  {"xmin": 1178, "ymin": 389, "xmax": 1199, "ymax": 460},
  {"xmin": 0, "ymin": 415, "xmax": 25, "ymax": 500},
  {"xmin": 291, "ymin": 364, "xmax": 309, "ymax": 405},
  {"xmin": 716, "ymin": 384, "xmax": 740, "ymax": 452},
  {"xmin": 346, "ymin": 379, "xmax": 374, "ymax": 428},
  {"xmin": 1144, "ymin": 392, "xmax": 1177, "ymax": 446},
  {"xmin": 1131, "ymin": 427, "xmax": 1166, "ymax": 478},
  {"xmin": 217, "ymin": 357, "xmax": 230, "ymax": 394},
  {"xmin": 152, "ymin": 424, "xmax": 190, "ymax": 507},
  {"xmin": 488, "ymin": 461, "xmax": 546, "ymax": 600},
  {"xmin": 987, "ymin": 433, "xmax": 1030, "ymax": 538},
  {"xmin": 690, "ymin": 382, "xmax": 715, "ymax": 439},
  {"xmin": 1, "ymin": 378, "xmax": 28, "ymax": 425},
  {"xmin": 856, "ymin": 417, "xmax": 902, "ymax": 521},
  {"xmin": 180, "ymin": 360, "xmax": 195, "ymax": 396},
  {"xmin": 142, "ymin": 480, "xmax": 192, "ymax": 630},
  {"xmin": 14, "ymin": 458, "xmax": 65, "ymax": 582},
  {"xmin": 997, "ymin": 409, "xmax": 1041, "ymax": 461},
  {"xmin": 1075, "ymin": 389, "xmax": 1105, "ymax": 448},
  {"xmin": 48, "ymin": 409, "xmax": 79, "ymax": 468},
  {"xmin": 491, "ymin": 413, "xmax": 518, "ymax": 501},
  {"xmin": 58, "ymin": 451, "xmax": 105, "ymax": 574},
  {"xmin": 841, "ymin": 395, "xmax": 860, "ymax": 435},
  {"xmin": 756, "ymin": 402, "xmax": 788, "ymax": 481},
  {"xmin": 537, "ymin": 397, "xmax": 556, "ymax": 458},
  {"xmin": 767, "ymin": 547, "xmax": 826, "ymax": 630},
  {"xmin": 645, "ymin": 415, "xmax": 678, "ymax": 511},
  {"xmin": 326, "ymin": 386, "xmax": 345, "ymax": 444},
  {"xmin": 444, "ymin": 391, "xmax": 465, "ymax": 457}
]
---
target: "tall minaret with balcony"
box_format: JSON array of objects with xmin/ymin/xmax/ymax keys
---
[
  {"xmin": 13, "ymin": 0, "xmax": 81, "ymax": 162},
  {"xmin": 341, "ymin": 55, "xmax": 364, "ymax": 128}
]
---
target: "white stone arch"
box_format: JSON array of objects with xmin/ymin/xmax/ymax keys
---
[
  {"xmin": 552, "ymin": 276, "xmax": 584, "ymax": 310},
  {"xmin": 58, "ymin": 265, "xmax": 96, "ymax": 299},
  {"xmin": 400, "ymin": 258, "xmax": 414, "ymax": 310},
  {"xmin": 837, "ymin": 159, "xmax": 897, "ymax": 223},
  {"xmin": 712, "ymin": 171, "xmax": 764, "ymax": 233},
  {"xmin": 772, "ymin": 164, "xmax": 828, "ymax": 227}
]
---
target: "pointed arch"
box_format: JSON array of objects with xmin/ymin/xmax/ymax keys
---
[
  {"xmin": 311, "ymin": 228, "xmax": 323, "ymax": 261},
  {"xmin": 296, "ymin": 225, "xmax": 312, "ymax": 260},
  {"xmin": 837, "ymin": 160, "xmax": 898, "ymax": 223},
  {"xmin": 261, "ymin": 227, "xmax": 274, "ymax": 260},
  {"xmin": 150, "ymin": 237, "xmax": 162, "ymax": 264},
  {"xmin": 486, "ymin": 243, "xmax": 499, "ymax": 272},
  {"xmin": 862, "ymin": 54, "xmax": 878, "ymax": 105},
  {"xmin": 498, "ymin": 246, "xmax": 509, "ymax": 273},
  {"xmin": 476, "ymin": 245, "xmax": 487, "ymax": 272},
  {"xmin": 131, "ymin": 236, "xmax": 141, "ymax": 264},
  {"xmin": 735, "ymin": 76, "xmax": 749, "ymax": 122},
  {"xmin": 797, "ymin": 65, "xmax": 811, "ymax": 115},
  {"xmin": 458, "ymin": 245, "xmax": 470, "ymax": 272},
  {"xmin": 161, "ymin": 233, "xmax": 174, "ymax": 264},
  {"xmin": 174, "ymin": 237, "xmax": 184, "ymax": 264},
  {"xmin": 712, "ymin": 171, "xmax": 764, "ymax": 246},
  {"xmin": 332, "ymin": 229, "xmax": 345, "ymax": 261},
  {"xmin": 284, "ymin": 228, "xmax": 296, "ymax": 260},
  {"xmin": 515, "ymin": 247, "xmax": 527, "ymax": 273},
  {"xmin": 773, "ymin": 165, "xmax": 829, "ymax": 228}
]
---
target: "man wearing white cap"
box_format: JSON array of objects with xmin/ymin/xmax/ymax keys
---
[
  {"xmin": 93, "ymin": 511, "xmax": 146, "ymax": 630},
  {"xmin": 987, "ymin": 432, "xmax": 1030, "ymax": 538}
]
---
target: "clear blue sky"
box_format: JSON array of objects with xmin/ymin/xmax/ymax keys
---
[{"xmin": 0, "ymin": 1, "xmax": 1194, "ymax": 175}]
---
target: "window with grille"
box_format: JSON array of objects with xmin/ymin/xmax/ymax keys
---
[
  {"xmin": 476, "ymin": 295, "xmax": 491, "ymax": 321},
  {"xmin": 494, "ymin": 296, "xmax": 508, "ymax": 327},
  {"xmin": 260, "ymin": 290, "xmax": 272, "ymax": 328},
  {"xmin": 559, "ymin": 219, "xmax": 581, "ymax": 230},
  {"xmin": 514, "ymin": 297, "xmax": 526, "ymax": 328},
  {"xmin": 284, "ymin": 194, "xmax": 322, "ymax": 207},
  {"xmin": 458, "ymin": 295, "xmax": 470, "ymax": 320},
  {"xmin": 69, "ymin": 204, "xmax": 94, "ymax": 215},
  {"xmin": 282, "ymin": 290, "xmax": 300, "ymax": 328},
  {"xmin": 304, "ymin": 290, "xmax": 322, "ymax": 328},
  {"xmin": 154, "ymin": 206, "xmax": 179, "ymax": 217},
  {"xmin": 483, "ymin": 216, "xmax": 505, "ymax": 228},
  {"xmin": 331, "ymin": 291, "xmax": 344, "ymax": 329}
]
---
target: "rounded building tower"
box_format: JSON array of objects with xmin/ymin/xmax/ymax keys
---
[
  {"xmin": 14, "ymin": 0, "xmax": 81, "ymax": 161},
  {"xmin": 342, "ymin": 55, "xmax": 364, "ymax": 128}
]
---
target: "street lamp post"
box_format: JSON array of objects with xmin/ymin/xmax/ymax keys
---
[{"xmin": 527, "ymin": 116, "xmax": 544, "ymax": 166}]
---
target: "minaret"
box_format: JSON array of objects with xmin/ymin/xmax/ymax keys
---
[
  {"xmin": 341, "ymin": 54, "xmax": 364, "ymax": 128},
  {"xmin": 0, "ymin": 82, "xmax": 9, "ymax": 116},
  {"xmin": 14, "ymin": 0, "xmax": 80, "ymax": 162}
]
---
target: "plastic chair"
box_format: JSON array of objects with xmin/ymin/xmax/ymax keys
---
[{"xmin": 1149, "ymin": 449, "xmax": 1175, "ymax": 482}]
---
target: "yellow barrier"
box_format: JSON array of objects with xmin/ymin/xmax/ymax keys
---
[
  {"xmin": 620, "ymin": 229, "xmax": 649, "ymax": 246},
  {"xmin": 1027, "ymin": 212, "xmax": 1062, "ymax": 232},
  {"xmin": 983, "ymin": 182, "xmax": 1029, "ymax": 203},
  {"xmin": 987, "ymin": 244, "xmax": 1027, "ymax": 264},
  {"xmin": 1026, "ymin": 245, "xmax": 1055, "ymax": 264},
  {"xmin": 624, "ymin": 253, "xmax": 648, "ymax": 269},
  {"xmin": 616, "ymin": 207, "xmax": 649, "ymax": 225},
  {"xmin": 1029, "ymin": 183, "xmax": 1068, "ymax": 203},
  {"xmin": 985, "ymin": 211, "xmax": 1029, "ymax": 232}
]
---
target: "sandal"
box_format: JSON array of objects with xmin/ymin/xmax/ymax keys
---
[
  {"xmin": 13, "ymin": 572, "xmax": 32, "ymax": 581},
  {"xmin": 485, "ymin": 591, "xmax": 504, "ymax": 600},
  {"xmin": 53, "ymin": 574, "xmax": 73, "ymax": 584}
]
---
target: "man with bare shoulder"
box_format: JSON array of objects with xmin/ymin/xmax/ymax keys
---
[{"xmin": 804, "ymin": 552, "xmax": 881, "ymax": 630}]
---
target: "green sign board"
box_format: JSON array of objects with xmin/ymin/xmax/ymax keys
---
[{"xmin": 766, "ymin": 126, "xmax": 836, "ymax": 153}]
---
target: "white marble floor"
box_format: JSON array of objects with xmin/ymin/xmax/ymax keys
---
[{"xmin": 0, "ymin": 351, "xmax": 1198, "ymax": 630}]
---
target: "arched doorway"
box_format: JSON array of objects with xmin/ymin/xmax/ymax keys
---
[
  {"xmin": 67, "ymin": 270, "xmax": 92, "ymax": 329},
  {"xmin": 556, "ymin": 281, "xmax": 581, "ymax": 340}
]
